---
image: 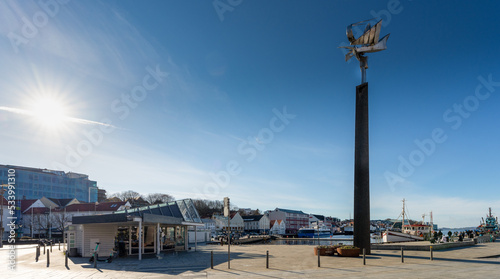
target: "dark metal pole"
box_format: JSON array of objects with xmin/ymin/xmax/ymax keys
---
[
  {"xmin": 363, "ymin": 248, "xmax": 366, "ymax": 265},
  {"xmin": 354, "ymin": 82, "xmax": 371, "ymax": 255},
  {"xmin": 43, "ymin": 243, "xmax": 46, "ymax": 254},
  {"xmin": 94, "ymin": 253, "xmax": 98, "ymax": 268},
  {"xmin": 401, "ymin": 247, "xmax": 404, "ymax": 263},
  {"xmin": 47, "ymin": 249, "xmax": 50, "ymax": 267},
  {"xmin": 266, "ymin": 250, "xmax": 269, "ymax": 269},
  {"xmin": 65, "ymin": 250, "xmax": 68, "ymax": 268},
  {"xmin": 36, "ymin": 246, "xmax": 39, "ymax": 262},
  {"xmin": 211, "ymin": 250, "xmax": 213, "ymax": 269},
  {"xmin": 430, "ymin": 246, "xmax": 433, "ymax": 261},
  {"xmin": 317, "ymin": 249, "xmax": 320, "ymax": 267}
]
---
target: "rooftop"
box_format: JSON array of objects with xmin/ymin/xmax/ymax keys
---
[{"xmin": 275, "ymin": 208, "xmax": 307, "ymax": 215}]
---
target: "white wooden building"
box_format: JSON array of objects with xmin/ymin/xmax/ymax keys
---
[
  {"xmin": 243, "ymin": 214, "xmax": 270, "ymax": 233},
  {"xmin": 69, "ymin": 199, "xmax": 203, "ymax": 260},
  {"xmin": 270, "ymin": 220, "xmax": 286, "ymax": 235}
]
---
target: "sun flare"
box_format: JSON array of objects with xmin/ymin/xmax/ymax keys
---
[{"xmin": 31, "ymin": 98, "xmax": 68, "ymax": 129}]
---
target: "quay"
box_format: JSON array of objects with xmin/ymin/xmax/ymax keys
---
[{"xmin": 2, "ymin": 241, "xmax": 499, "ymax": 278}]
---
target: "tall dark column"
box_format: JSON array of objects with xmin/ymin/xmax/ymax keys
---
[{"xmin": 354, "ymin": 82, "xmax": 370, "ymax": 254}]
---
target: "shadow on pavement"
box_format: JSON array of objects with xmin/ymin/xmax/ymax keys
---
[
  {"xmin": 69, "ymin": 249, "xmax": 265, "ymax": 276},
  {"xmin": 374, "ymin": 252, "xmax": 500, "ymax": 265}
]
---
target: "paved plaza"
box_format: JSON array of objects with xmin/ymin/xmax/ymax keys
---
[{"xmin": 1, "ymin": 241, "xmax": 499, "ymax": 278}]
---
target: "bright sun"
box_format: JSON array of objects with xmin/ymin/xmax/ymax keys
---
[{"xmin": 31, "ymin": 98, "xmax": 68, "ymax": 129}]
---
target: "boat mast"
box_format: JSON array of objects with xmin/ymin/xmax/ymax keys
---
[{"xmin": 430, "ymin": 211, "xmax": 434, "ymax": 234}]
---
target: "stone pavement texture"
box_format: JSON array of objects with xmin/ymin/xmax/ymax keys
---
[{"xmin": 1, "ymin": 241, "xmax": 499, "ymax": 278}]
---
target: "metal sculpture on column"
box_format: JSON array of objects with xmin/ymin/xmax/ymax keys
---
[{"xmin": 340, "ymin": 19, "xmax": 389, "ymax": 254}]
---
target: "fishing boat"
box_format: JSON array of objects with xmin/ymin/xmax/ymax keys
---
[
  {"xmin": 297, "ymin": 227, "xmax": 331, "ymax": 238},
  {"xmin": 383, "ymin": 199, "xmax": 434, "ymax": 243}
]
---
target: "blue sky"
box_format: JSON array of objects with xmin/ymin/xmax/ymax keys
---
[{"xmin": 1, "ymin": 0, "xmax": 499, "ymax": 228}]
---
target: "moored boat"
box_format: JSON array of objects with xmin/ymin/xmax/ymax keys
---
[
  {"xmin": 383, "ymin": 199, "xmax": 434, "ymax": 243},
  {"xmin": 297, "ymin": 227, "xmax": 331, "ymax": 238},
  {"xmin": 477, "ymin": 208, "xmax": 499, "ymax": 233}
]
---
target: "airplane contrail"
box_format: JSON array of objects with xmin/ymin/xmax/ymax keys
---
[{"xmin": 0, "ymin": 106, "xmax": 118, "ymax": 128}]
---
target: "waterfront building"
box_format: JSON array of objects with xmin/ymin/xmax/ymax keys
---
[
  {"xmin": 270, "ymin": 219, "xmax": 286, "ymax": 235},
  {"xmin": 213, "ymin": 212, "xmax": 245, "ymax": 232},
  {"xmin": 268, "ymin": 208, "xmax": 309, "ymax": 234},
  {"xmin": 69, "ymin": 199, "xmax": 202, "ymax": 260},
  {"xmin": 243, "ymin": 214, "xmax": 271, "ymax": 234},
  {"xmin": 201, "ymin": 218, "xmax": 216, "ymax": 234},
  {"xmin": 0, "ymin": 164, "xmax": 99, "ymax": 202}
]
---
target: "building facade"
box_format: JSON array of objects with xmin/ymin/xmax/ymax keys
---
[
  {"xmin": 270, "ymin": 220, "xmax": 286, "ymax": 235},
  {"xmin": 20, "ymin": 198, "xmax": 131, "ymax": 238},
  {"xmin": 70, "ymin": 199, "xmax": 203, "ymax": 259},
  {"xmin": 0, "ymin": 164, "xmax": 99, "ymax": 202},
  {"xmin": 213, "ymin": 212, "xmax": 245, "ymax": 232},
  {"xmin": 268, "ymin": 208, "xmax": 309, "ymax": 234},
  {"xmin": 243, "ymin": 215, "xmax": 271, "ymax": 233}
]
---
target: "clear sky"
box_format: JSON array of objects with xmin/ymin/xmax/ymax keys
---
[{"xmin": 1, "ymin": 0, "xmax": 499, "ymax": 228}]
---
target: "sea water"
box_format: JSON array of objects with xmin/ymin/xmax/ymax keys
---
[{"xmin": 272, "ymin": 235, "xmax": 382, "ymax": 245}]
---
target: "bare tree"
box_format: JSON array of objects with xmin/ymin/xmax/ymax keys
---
[
  {"xmin": 22, "ymin": 213, "xmax": 34, "ymax": 238},
  {"xmin": 110, "ymin": 190, "xmax": 142, "ymax": 201},
  {"xmin": 193, "ymin": 199, "xmax": 234, "ymax": 218},
  {"xmin": 51, "ymin": 211, "xmax": 71, "ymax": 238},
  {"xmin": 144, "ymin": 193, "xmax": 175, "ymax": 205},
  {"xmin": 32, "ymin": 214, "xmax": 48, "ymax": 238}
]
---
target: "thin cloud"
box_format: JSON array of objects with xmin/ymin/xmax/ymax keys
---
[{"xmin": 0, "ymin": 106, "xmax": 118, "ymax": 128}]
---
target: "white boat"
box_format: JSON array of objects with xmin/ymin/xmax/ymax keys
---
[
  {"xmin": 383, "ymin": 199, "xmax": 434, "ymax": 243},
  {"xmin": 383, "ymin": 230, "xmax": 423, "ymax": 242}
]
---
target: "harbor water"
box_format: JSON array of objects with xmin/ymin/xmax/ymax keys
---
[{"xmin": 272, "ymin": 235, "xmax": 383, "ymax": 245}]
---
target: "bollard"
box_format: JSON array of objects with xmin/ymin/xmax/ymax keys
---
[
  {"xmin": 65, "ymin": 250, "xmax": 68, "ymax": 268},
  {"xmin": 211, "ymin": 251, "xmax": 213, "ymax": 269},
  {"xmin": 43, "ymin": 243, "xmax": 46, "ymax": 255},
  {"xmin": 430, "ymin": 246, "xmax": 433, "ymax": 261},
  {"xmin": 317, "ymin": 249, "xmax": 320, "ymax": 267},
  {"xmin": 363, "ymin": 248, "xmax": 366, "ymax": 265},
  {"xmin": 266, "ymin": 250, "xmax": 269, "ymax": 269},
  {"xmin": 401, "ymin": 247, "xmax": 404, "ymax": 263},
  {"xmin": 47, "ymin": 250, "xmax": 50, "ymax": 267},
  {"xmin": 50, "ymin": 242, "xmax": 53, "ymax": 253},
  {"xmin": 36, "ymin": 246, "xmax": 40, "ymax": 262},
  {"xmin": 59, "ymin": 240, "xmax": 61, "ymax": 251},
  {"xmin": 94, "ymin": 253, "xmax": 98, "ymax": 268}
]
